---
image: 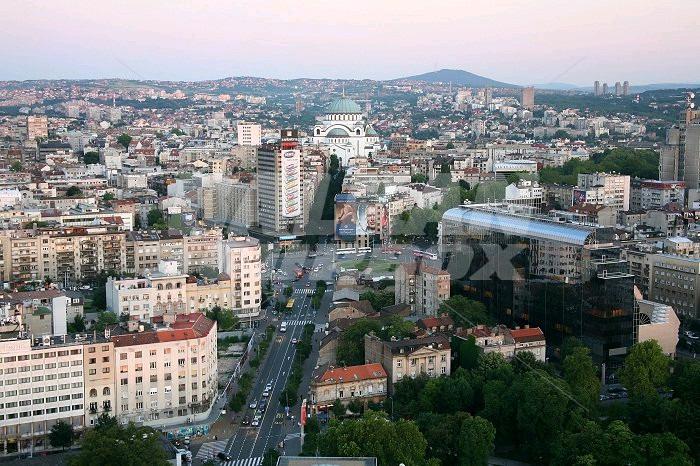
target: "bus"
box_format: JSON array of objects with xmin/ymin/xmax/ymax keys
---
[
  {"xmin": 413, "ymin": 250, "xmax": 438, "ymax": 260},
  {"xmin": 286, "ymin": 298, "xmax": 295, "ymax": 309}
]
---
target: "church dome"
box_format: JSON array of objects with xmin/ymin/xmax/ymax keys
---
[
  {"xmin": 365, "ymin": 125, "xmax": 378, "ymax": 136},
  {"xmin": 326, "ymin": 98, "xmax": 362, "ymax": 114},
  {"xmin": 327, "ymin": 128, "xmax": 350, "ymax": 137}
]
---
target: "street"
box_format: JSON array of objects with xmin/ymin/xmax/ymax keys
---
[{"xmin": 206, "ymin": 277, "xmax": 332, "ymax": 466}]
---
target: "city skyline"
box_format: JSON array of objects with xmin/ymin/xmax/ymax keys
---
[{"xmin": 1, "ymin": 0, "xmax": 699, "ymax": 85}]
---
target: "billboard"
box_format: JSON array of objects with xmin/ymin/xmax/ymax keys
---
[
  {"xmin": 281, "ymin": 150, "xmax": 301, "ymax": 218},
  {"xmin": 573, "ymin": 189, "xmax": 587, "ymax": 206},
  {"xmin": 335, "ymin": 193, "xmax": 357, "ymax": 240}
]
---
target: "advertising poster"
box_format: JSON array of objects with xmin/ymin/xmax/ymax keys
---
[
  {"xmin": 335, "ymin": 193, "xmax": 357, "ymax": 240},
  {"xmin": 573, "ymin": 189, "xmax": 587, "ymax": 206},
  {"xmin": 281, "ymin": 150, "xmax": 301, "ymax": 218}
]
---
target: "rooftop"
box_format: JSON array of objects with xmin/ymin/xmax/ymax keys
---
[{"xmin": 315, "ymin": 363, "xmax": 387, "ymax": 384}]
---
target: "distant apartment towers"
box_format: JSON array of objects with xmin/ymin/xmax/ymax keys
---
[{"xmin": 594, "ymin": 80, "xmax": 629, "ymax": 97}]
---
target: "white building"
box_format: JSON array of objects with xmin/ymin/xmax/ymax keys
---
[
  {"xmin": 505, "ymin": 180, "xmax": 543, "ymax": 208},
  {"xmin": 236, "ymin": 122, "xmax": 261, "ymax": 147},
  {"xmin": 574, "ymin": 173, "xmax": 630, "ymax": 211},
  {"xmin": 311, "ymin": 98, "xmax": 380, "ymax": 166}
]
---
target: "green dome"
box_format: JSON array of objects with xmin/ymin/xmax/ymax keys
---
[
  {"xmin": 327, "ymin": 127, "xmax": 350, "ymax": 137},
  {"xmin": 326, "ymin": 98, "xmax": 362, "ymax": 114},
  {"xmin": 365, "ymin": 125, "xmax": 378, "ymax": 136}
]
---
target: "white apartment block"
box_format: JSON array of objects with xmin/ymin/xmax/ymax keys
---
[
  {"xmin": 575, "ymin": 172, "xmax": 630, "ymax": 211},
  {"xmin": 111, "ymin": 313, "xmax": 218, "ymax": 428},
  {"xmin": 0, "ymin": 334, "xmax": 98, "ymax": 455},
  {"xmin": 236, "ymin": 122, "xmax": 262, "ymax": 147},
  {"xmin": 218, "ymin": 236, "xmax": 262, "ymax": 319}
]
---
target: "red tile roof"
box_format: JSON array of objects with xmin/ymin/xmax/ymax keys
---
[
  {"xmin": 316, "ymin": 363, "xmax": 387, "ymax": 384},
  {"xmin": 510, "ymin": 327, "xmax": 545, "ymax": 343},
  {"xmin": 111, "ymin": 312, "xmax": 215, "ymax": 347}
]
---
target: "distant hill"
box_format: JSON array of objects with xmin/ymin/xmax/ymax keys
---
[{"xmin": 394, "ymin": 69, "xmax": 518, "ymax": 88}]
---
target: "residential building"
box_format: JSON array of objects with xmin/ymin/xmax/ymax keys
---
[
  {"xmin": 394, "ymin": 261, "xmax": 450, "ymax": 316},
  {"xmin": 309, "ymin": 363, "xmax": 387, "ymax": 413},
  {"xmin": 630, "ymin": 179, "xmax": 685, "ymax": 211},
  {"xmin": 236, "ymin": 122, "xmax": 261, "ymax": 147},
  {"xmin": 647, "ymin": 254, "xmax": 700, "ymax": 318},
  {"xmin": 26, "ymin": 116, "xmax": 48, "ymax": 142},
  {"xmin": 520, "ymin": 86, "xmax": 535, "ymax": 110},
  {"xmin": 364, "ymin": 333, "xmax": 451, "ymax": 392},
  {"xmin": 456, "ymin": 325, "xmax": 546, "ymax": 362},
  {"xmin": 575, "ymin": 172, "xmax": 630, "ymax": 211},
  {"xmin": 111, "ymin": 313, "xmax": 218, "ymax": 427},
  {"xmin": 218, "ymin": 236, "xmax": 262, "ymax": 320}
]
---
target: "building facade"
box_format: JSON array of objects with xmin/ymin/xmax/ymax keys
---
[{"xmin": 394, "ymin": 261, "xmax": 450, "ymax": 316}]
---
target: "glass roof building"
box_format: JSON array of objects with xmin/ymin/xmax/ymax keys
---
[{"xmin": 441, "ymin": 204, "xmax": 635, "ymax": 368}]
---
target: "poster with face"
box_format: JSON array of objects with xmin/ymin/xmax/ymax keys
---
[{"xmin": 335, "ymin": 194, "xmax": 357, "ymax": 240}]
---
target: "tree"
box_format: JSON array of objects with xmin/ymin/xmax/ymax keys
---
[
  {"xmin": 336, "ymin": 318, "xmax": 382, "ymax": 366},
  {"xmin": 102, "ymin": 192, "xmax": 115, "ymax": 202},
  {"xmin": 66, "ymin": 186, "xmax": 83, "ymax": 198},
  {"xmin": 68, "ymin": 314, "xmax": 86, "ymax": 333},
  {"xmin": 411, "ymin": 173, "xmax": 428, "ymax": 184},
  {"xmin": 147, "ymin": 209, "xmax": 166, "ymax": 230},
  {"xmin": 620, "ymin": 340, "xmax": 670, "ymax": 399},
  {"xmin": 458, "ymin": 415, "xmax": 496, "ymax": 466},
  {"xmin": 94, "ymin": 413, "xmax": 118, "ymax": 432},
  {"xmin": 563, "ymin": 346, "xmax": 600, "ymax": 413},
  {"xmin": 69, "ymin": 423, "xmax": 168, "ymax": 466},
  {"xmin": 83, "ymin": 151, "xmax": 100, "ymax": 164},
  {"xmin": 439, "ymin": 295, "xmax": 491, "ymax": 327},
  {"xmin": 328, "ymin": 153, "xmax": 340, "ymax": 175},
  {"xmin": 261, "ymin": 448, "xmax": 280, "ymax": 466},
  {"xmin": 117, "ymin": 133, "xmax": 132, "ymax": 150},
  {"xmin": 49, "ymin": 420, "xmax": 74, "ymax": 450},
  {"xmin": 205, "ymin": 306, "xmax": 238, "ymax": 331},
  {"xmin": 553, "ymin": 129, "xmax": 571, "ymax": 140},
  {"xmin": 10, "ymin": 161, "xmax": 22, "ymax": 172},
  {"xmin": 332, "ymin": 398, "xmax": 346, "ymax": 417},
  {"xmin": 317, "ymin": 411, "xmax": 429, "ymax": 466},
  {"xmin": 283, "ymin": 286, "xmax": 293, "ymax": 298},
  {"xmin": 94, "ymin": 311, "xmax": 118, "ymax": 332},
  {"xmin": 359, "ymin": 290, "xmax": 394, "ymax": 310}
]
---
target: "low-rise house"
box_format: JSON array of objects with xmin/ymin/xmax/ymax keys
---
[
  {"xmin": 309, "ymin": 363, "xmax": 388, "ymax": 413},
  {"xmin": 455, "ymin": 325, "xmax": 546, "ymax": 362}
]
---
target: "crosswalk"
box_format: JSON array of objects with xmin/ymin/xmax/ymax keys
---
[
  {"xmin": 284, "ymin": 319, "xmax": 314, "ymax": 326},
  {"xmin": 293, "ymin": 288, "xmax": 315, "ymax": 295},
  {"xmin": 222, "ymin": 456, "xmax": 263, "ymax": 466},
  {"xmin": 194, "ymin": 439, "xmax": 229, "ymax": 460}
]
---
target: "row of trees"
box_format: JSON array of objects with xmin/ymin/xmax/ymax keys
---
[
  {"xmin": 314, "ymin": 338, "xmax": 698, "ymax": 465},
  {"xmin": 278, "ymin": 323, "xmax": 315, "ymax": 408}
]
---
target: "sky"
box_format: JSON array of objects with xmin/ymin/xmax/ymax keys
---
[{"xmin": 1, "ymin": 0, "xmax": 699, "ymax": 85}]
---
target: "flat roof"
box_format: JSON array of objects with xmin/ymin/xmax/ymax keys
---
[
  {"xmin": 276, "ymin": 458, "xmax": 377, "ymax": 466},
  {"xmin": 442, "ymin": 206, "xmax": 596, "ymax": 246}
]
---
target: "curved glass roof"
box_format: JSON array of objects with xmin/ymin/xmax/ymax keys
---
[
  {"xmin": 326, "ymin": 98, "xmax": 362, "ymax": 114},
  {"xmin": 327, "ymin": 127, "xmax": 350, "ymax": 137},
  {"xmin": 442, "ymin": 207, "xmax": 596, "ymax": 246}
]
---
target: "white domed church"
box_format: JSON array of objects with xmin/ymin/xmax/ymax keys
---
[{"xmin": 311, "ymin": 97, "xmax": 380, "ymax": 166}]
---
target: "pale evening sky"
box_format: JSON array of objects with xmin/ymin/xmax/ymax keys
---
[{"xmin": 1, "ymin": 0, "xmax": 698, "ymax": 85}]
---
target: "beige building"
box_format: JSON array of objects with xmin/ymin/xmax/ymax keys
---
[
  {"xmin": 26, "ymin": 115, "xmax": 48, "ymax": 142},
  {"xmin": 183, "ymin": 229, "xmax": 220, "ymax": 275},
  {"xmin": 110, "ymin": 313, "xmax": 218, "ymax": 427},
  {"xmin": 309, "ymin": 363, "xmax": 387, "ymax": 413},
  {"xmin": 394, "ymin": 261, "xmax": 450, "ymax": 315},
  {"xmin": 218, "ymin": 236, "xmax": 262, "ymax": 320},
  {"xmin": 575, "ymin": 172, "xmax": 631, "ymax": 212},
  {"xmin": 636, "ymin": 298, "xmax": 680, "ymax": 357},
  {"xmin": 84, "ymin": 339, "xmax": 116, "ymax": 428},
  {"xmin": 456, "ymin": 325, "xmax": 546, "ymax": 362},
  {"xmin": 236, "ymin": 122, "xmax": 262, "ymax": 147},
  {"xmin": 364, "ymin": 333, "xmax": 451, "ymax": 392}
]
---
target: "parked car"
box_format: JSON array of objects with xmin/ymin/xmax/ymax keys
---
[
  {"xmin": 249, "ymin": 400, "xmax": 257, "ymax": 409},
  {"xmin": 217, "ymin": 452, "xmax": 232, "ymax": 461}
]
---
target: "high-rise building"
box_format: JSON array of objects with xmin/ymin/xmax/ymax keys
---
[
  {"xmin": 520, "ymin": 86, "xmax": 535, "ymax": 110},
  {"xmin": 26, "ymin": 115, "xmax": 48, "ymax": 141},
  {"xmin": 594, "ymin": 81, "xmax": 601, "ymax": 96},
  {"xmin": 660, "ymin": 104, "xmax": 700, "ymax": 187},
  {"xmin": 218, "ymin": 235, "xmax": 262, "ymax": 320},
  {"xmin": 615, "ymin": 82, "xmax": 622, "ymax": 96},
  {"xmin": 623, "ymin": 80, "xmax": 630, "ymax": 96},
  {"xmin": 484, "ymin": 87, "xmax": 493, "ymax": 107},
  {"xmin": 236, "ymin": 122, "xmax": 262, "ymax": 146},
  {"xmin": 602, "ymin": 83, "xmax": 609, "ymax": 95},
  {"xmin": 256, "ymin": 131, "xmax": 305, "ymax": 235},
  {"xmin": 394, "ymin": 260, "xmax": 450, "ymax": 316}
]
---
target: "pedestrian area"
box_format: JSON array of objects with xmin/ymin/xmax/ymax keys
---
[{"xmin": 194, "ymin": 439, "xmax": 229, "ymax": 461}]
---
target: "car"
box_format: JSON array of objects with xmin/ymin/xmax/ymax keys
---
[
  {"xmin": 259, "ymin": 399, "xmax": 267, "ymax": 409},
  {"xmin": 599, "ymin": 394, "xmax": 610, "ymax": 401},
  {"xmin": 241, "ymin": 416, "xmax": 250, "ymax": 425},
  {"xmin": 291, "ymin": 338, "xmax": 298, "ymax": 344},
  {"xmin": 252, "ymin": 416, "xmax": 261, "ymax": 427},
  {"xmin": 249, "ymin": 400, "xmax": 258, "ymax": 409},
  {"xmin": 217, "ymin": 452, "xmax": 232, "ymax": 461},
  {"xmin": 265, "ymin": 383, "xmax": 273, "ymax": 391},
  {"xmin": 262, "ymin": 390, "xmax": 270, "ymax": 397}
]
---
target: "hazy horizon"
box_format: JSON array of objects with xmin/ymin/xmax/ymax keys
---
[{"xmin": 2, "ymin": 0, "xmax": 699, "ymax": 85}]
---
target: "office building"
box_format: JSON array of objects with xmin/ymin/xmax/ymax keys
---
[
  {"xmin": 441, "ymin": 204, "xmax": 635, "ymax": 367},
  {"xmin": 602, "ymin": 83, "xmax": 609, "ymax": 95},
  {"xmin": 236, "ymin": 122, "xmax": 261, "ymax": 147},
  {"xmin": 615, "ymin": 82, "xmax": 622, "ymax": 96},
  {"xmin": 623, "ymin": 80, "xmax": 630, "ymax": 96},
  {"xmin": 647, "ymin": 254, "xmax": 700, "ymax": 318},
  {"xmin": 594, "ymin": 81, "xmax": 601, "ymax": 96},
  {"xmin": 520, "ymin": 86, "xmax": 535, "ymax": 110},
  {"xmin": 394, "ymin": 261, "xmax": 450, "ymax": 316},
  {"xmin": 256, "ymin": 132, "xmax": 305, "ymax": 236}
]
